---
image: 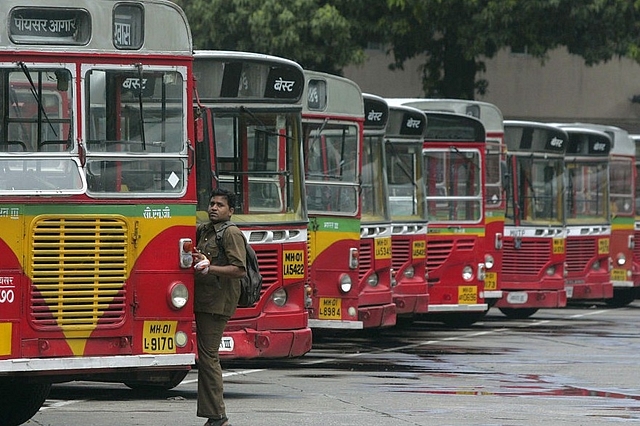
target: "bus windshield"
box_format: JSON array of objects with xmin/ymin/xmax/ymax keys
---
[
  {"xmin": 509, "ymin": 157, "xmax": 564, "ymax": 225},
  {"xmin": 304, "ymin": 122, "xmax": 359, "ymax": 215},
  {"xmin": 386, "ymin": 142, "xmax": 424, "ymax": 219},
  {"xmin": 211, "ymin": 111, "xmax": 303, "ymax": 218},
  {"xmin": 566, "ymin": 161, "xmax": 609, "ymax": 224},
  {"xmin": 85, "ymin": 67, "xmax": 187, "ymax": 195},
  {"xmin": 424, "ymin": 148, "xmax": 482, "ymax": 223},
  {"xmin": 361, "ymin": 133, "xmax": 389, "ymax": 222}
]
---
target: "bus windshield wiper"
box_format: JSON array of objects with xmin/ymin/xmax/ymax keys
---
[
  {"xmin": 18, "ymin": 62, "xmax": 58, "ymax": 140},
  {"xmin": 240, "ymin": 106, "xmax": 293, "ymax": 139}
]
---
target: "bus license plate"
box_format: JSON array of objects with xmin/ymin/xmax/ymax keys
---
[
  {"xmin": 458, "ymin": 286, "xmax": 477, "ymax": 304},
  {"xmin": 219, "ymin": 336, "xmax": 234, "ymax": 352},
  {"xmin": 611, "ymin": 269, "xmax": 627, "ymax": 281},
  {"xmin": 484, "ymin": 272, "xmax": 497, "ymax": 290},
  {"xmin": 143, "ymin": 321, "xmax": 177, "ymax": 354},
  {"xmin": 319, "ymin": 298, "xmax": 341, "ymax": 320}
]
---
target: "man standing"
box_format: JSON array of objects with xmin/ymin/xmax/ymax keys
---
[{"xmin": 193, "ymin": 188, "xmax": 246, "ymax": 426}]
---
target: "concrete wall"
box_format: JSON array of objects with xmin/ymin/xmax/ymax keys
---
[{"xmin": 344, "ymin": 47, "xmax": 640, "ymax": 133}]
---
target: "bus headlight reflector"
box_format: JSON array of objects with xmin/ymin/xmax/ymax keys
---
[
  {"xmin": 272, "ymin": 288, "xmax": 287, "ymax": 307},
  {"xmin": 175, "ymin": 331, "xmax": 188, "ymax": 348},
  {"xmin": 484, "ymin": 254, "xmax": 494, "ymax": 269},
  {"xmin": 462, "ymin": 266, "xmax": 473, "ymax": 281},
  {"xmin": 169, "ymin": 282, "xmax": 189, "ymax": 309},
  {"xmin": 367, "ymin": 273, "xmax": 379, "ymax": 287},
  {"xmin": 339, "ymin": 274, "xmax": 352, "ymax": 293},
  {"xmin": 403, "ymin": 266, "xmax": 415, "ymax": 279}
]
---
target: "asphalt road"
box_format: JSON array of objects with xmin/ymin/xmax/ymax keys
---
[{"xmin": 29, "ymin": 302, "xmax": 640, "ymax": 426}]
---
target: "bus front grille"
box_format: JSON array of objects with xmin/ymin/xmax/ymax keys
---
[
  {"xmin": 502, "ymin": 239, "xmax": 551, "ymax": 275},
  {"xmin": 565, "ymin": 238, "xmax": 596, "ymax": 273},
  {"xmin": 391, "ymin": 238, "xmax": 411, "ymax": 270},
  {"xmin": 254, "ymin": 249, "xmax": 278, "ymax": 297},
  {"xmin": 29, "ymin": 217, "xmax": 128, "ymax": 331}
]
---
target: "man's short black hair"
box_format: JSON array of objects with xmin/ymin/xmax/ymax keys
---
[{"xmin": 210, "ymin": 188, "xmax": 236, "ymax": 209}]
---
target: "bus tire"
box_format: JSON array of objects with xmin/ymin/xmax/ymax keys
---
[
  {"xmin": 124, "ymin": 369, "xmax": 189, "ymax": 391},
  {"xmin": 0, "ymin": 379, "xmax": 51, "ymax": 426},
  {"xmin": 499, "ymin": 307, "xmax": 538, "ymax": 319},
  {"xmin": 605, "ymin": 289, "xmax": 636, "ymax": 308}
]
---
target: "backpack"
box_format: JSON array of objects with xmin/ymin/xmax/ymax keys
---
[{"xmin": 213, "ymin": 222, "xmax": 263, "ymax": 308}]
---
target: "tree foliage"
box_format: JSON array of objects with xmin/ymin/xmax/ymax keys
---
[
  {"xmin": 173, "ymin": 0, "xmax": 640, "ymax": 98},
  {"xmin": 173, "ymin": 0, "xmax": 366, "ymax": 74},
  {"xmin": 383, "ymin": 0, "xmax": 640, "ymax": 99}
]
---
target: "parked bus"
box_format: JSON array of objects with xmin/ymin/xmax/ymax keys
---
[
  {"xmin": 359, "ymin": 94, "xmax": 396, "ymax": 328},
  {"xmin": 303, "ymin": 72, "xmax": 395, "ymax": 329},
  {"xmin": 573, "ymin": 124, "xmax": 637, "ymax": 306},
  {"xmin": 384, "ymin": 104, "xmax": 429, "ymax": 320},
  {"xmin": 633, "ymin": 134, "xmax": 640, "ymax": 299},
  {"xmin": 192, "ymin": 51, "xmax": 312, "ymax": 358},
  {"xmin": 554, "ymin": 124, "xmax": 613, "ymax": 302},
  {"xmin": 0, "ymin": 1, "xmax": 197, "ymax": 423},
  {"xmin": 498, "ymin": 121, "xmax": 568, "ymax": 319},
  {"xmin": 388, "ymin": 99, "xmax": 505, "ymax": 307}
]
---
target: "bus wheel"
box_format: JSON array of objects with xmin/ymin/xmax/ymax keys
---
[
  {"xmin": 124, "ymin": 370, "xmax": 189, "ymax": 391},
  {"xmin": 499, "ymin": 308, "xmax": 538, "ymax": 319},
  {"xmin": 605, "ymin": 289, "xmax": 636, "ymax": 308},
  {"xmin": 0, "ymin": 379, "xmax": 51, "ymax": 426}
]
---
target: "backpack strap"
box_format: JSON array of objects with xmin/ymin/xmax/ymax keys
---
[{"xmin": 214, "ymin": 221, "xmax": 234, "ymax": 262}]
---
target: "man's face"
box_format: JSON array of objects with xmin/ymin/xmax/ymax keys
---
[{"xmin": 208, "ymin": 195, "xmax": 234, "ymax": 223}]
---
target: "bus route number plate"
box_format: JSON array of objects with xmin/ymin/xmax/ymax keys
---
[{"xmin": 319, "ymin": 298, "xmax": 341, "ymax": 320}]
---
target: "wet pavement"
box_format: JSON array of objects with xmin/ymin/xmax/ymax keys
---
[{"xmin": 30, "ymin": 302, "xmax": 640, "ymax": 425}]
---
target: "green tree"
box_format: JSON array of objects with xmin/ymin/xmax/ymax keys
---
[
  {"xmin": 173, "ymin": 0, "xmax": 366, "ymax": 74},
  {"xmin": 383, "ymin": 0, "xmax": 640, "ymax": 99}
]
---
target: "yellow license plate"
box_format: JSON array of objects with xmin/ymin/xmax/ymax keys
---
[
  {"xmin": 552, "ymin": 238, "xmax": 565, "ymax": 254},
  {"xmin": 374, "ymin": 237, "xmax": 392, "ymax": 259},
  {"xmin": 611, "ymin": 268, "xmax": 627, "ymax": 281},
  {"xmin": 412, "ymin": 240, "xmax": 426, "ymax": 259},
  {"xmin": 598, "ymin": 238, "xmax": 609, "ymax": 255},
  {"xmin": 458, "ymin": 286, "xmax": 477, "ymax": 304},
  {"xmin": 484, "ymin": 272, "xmax": 497, "ymax": 290},
  {"xmin": 142, "ymin": 321, "xmax": 177, "ymax": 354},
  {"xmin": 318, "ymin": 298, "xmax": 342, "ymax": 320}
]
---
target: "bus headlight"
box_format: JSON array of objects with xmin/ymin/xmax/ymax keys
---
[
  {"xmin": 272, "ymin": 288, "xmax": 287, "ymax": 307},
  {"xmin": 169, "ymin": 282, "xmax": 189, "ymax": 309},
  {"xmin": 616, "ymin": 253, "xmax": 626, "ymax": 266},
  {"xmin": 546, "ymin": 265, "xmax": 556, "ymax": 276},
  {"xmin": 484, "ymin": 254, "xmax": 494, "ymax": 269},
  {"xmin": 367, "ymin": 273, "xmax": 379, "ymax": 287},
  {"xmin": 591, "ymin": 260, "xmax": 601, "ymax": 271},
  {"xmin": 462, "ymin": 266, "xmax": 474, "ymax": 281},
  {"xmin": 403, "ymin": 266, "xmax": 415, "ymax": 279},
  {"xmin": 339, "ymin": 274, "xmax": 352, "ymax": 293}
]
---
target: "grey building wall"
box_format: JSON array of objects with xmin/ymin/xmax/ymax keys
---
[{"xmin": 344, "ymin": 47, "xmax": 640, "ymax": 133}]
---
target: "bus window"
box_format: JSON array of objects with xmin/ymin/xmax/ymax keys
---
[
  {"xmin": 610, "ymin": 158, "xmax": 633, "ymax": 215},
  {"xmin": 4, "ymin": 68, "xmax": 72, "ymax": 152},
  {"xmin": 304, "ymin": 123, "xmax": 359, "ymax": 214},
  {"xmin": 86, "ymin": 68, "xmax": 185, "ymax": 154},
  {"xmin": 386, "ymin": 145, "xmax": 419, "ymax": 216}
]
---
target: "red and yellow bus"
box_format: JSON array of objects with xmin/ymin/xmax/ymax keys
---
[
  {"xmin": 0, "ymin": 0, "xmax": 197, "ymax": 423},
  {"xmin": 359, "ymin": 94, "xmax": 396, "ymax": 328},
  {"xmin": 384, "ymin": 104, "xmax": 429, "ymax": 319},
  {"xmin": 304, "ymin": 71, "xmax": 393, "ymax": 329},
  {"xmin": 555, "ymin": 124, "xmax": 613, "ymax": 302},
  {"xmin": 574, "ymin": 124, "xmax": 636, "ymax": 306},
  {"xmin": 192, "ymin": 51, "xmax": 312, "ymax": 358},
  {"xmin": 498, "ymin": 121, "xmax": 568, "ymax": 318}
]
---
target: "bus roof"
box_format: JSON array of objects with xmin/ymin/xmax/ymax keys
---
[
  {"xmin": 363, "ymin": 93, "xmax": 389, "ymax": 132},
  {"xmin": 561, "ymin": 122, "xmax": 634, "ymax": 157},
  {"xmin": 385, "ymin": 104, "xmax": 427, "ymax": 141},
  {"xmin": 386, "ymin": 98, "xmax": 503, "ymax": 133},
  {"xmin": 302, "ymin": 70, "xmax": 363, "ymax": 119},
  {"xmin": 551, "ymin": 123, "xmax": 612, "ymax": 157},
  {"xmin": 504, "ymin": 120, "xmax": 568, "ymax": 154},
  {"xmin": 1, "ymin": 0, "xmax": 192, "ymax": 54},
  {"xmin": 193, "ymin": 50, "xmax": 304, "ymax": 103}
]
